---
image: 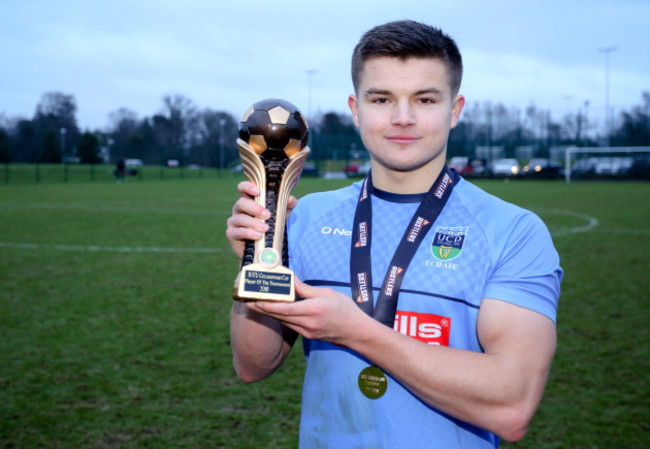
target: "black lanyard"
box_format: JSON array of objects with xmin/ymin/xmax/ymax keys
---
[{"xmin": 349, "ymin": 165, "xmax": 456, "ymax": 327}]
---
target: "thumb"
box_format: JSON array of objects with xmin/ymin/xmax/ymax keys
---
[{"xmin": 295, "ymin": 279, "xmax": 324, "ymax": 300}]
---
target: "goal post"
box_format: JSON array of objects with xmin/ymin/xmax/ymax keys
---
[{"xmin": 565, "ymin": 146, "xmax": 650, "ymax": 183}]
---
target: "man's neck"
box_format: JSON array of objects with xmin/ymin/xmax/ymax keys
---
[{"xmin": 369, "ymin": 158, "xmax": 446, "ymax": 194}]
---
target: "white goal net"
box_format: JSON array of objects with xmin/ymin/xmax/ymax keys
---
[{"xmin": 564, "ymin": 146, "xmax": 650, "ymax": 183}]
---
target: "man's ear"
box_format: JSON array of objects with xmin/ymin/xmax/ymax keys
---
[
  {"xmin": 348, "ymin": 94, "xmax": 360, "ymax": 128},
  {"xmin": 450, "ymin": 95, "xmax": 465, "ymax": 129}
]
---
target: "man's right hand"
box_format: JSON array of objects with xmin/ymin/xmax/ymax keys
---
[{"xmin": 225, "ymin": 181, "xmax": 297, "ymax": 259}]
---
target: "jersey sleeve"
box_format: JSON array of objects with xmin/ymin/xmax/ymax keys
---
[{"xmin": 483, "ymin": 212, "xmax": 563, "ymax": 323}]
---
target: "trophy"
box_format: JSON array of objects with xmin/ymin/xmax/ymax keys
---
[{"xmin": 233, "ymin": 99, "xmax": 310, "ymax": 302}]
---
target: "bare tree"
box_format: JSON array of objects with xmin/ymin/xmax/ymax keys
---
[
  {"xmin": 33, "ymin": 92, "xmax": 80, "ymax": 162},
  {"xmin": 158, "ymin": 93, "xmax": 197, "ymax": 162},
  {"xmin": 108, "ymin": 108, "xmax": 139, "ymax": 161},
  {"xmin": 193, "ymin": 109, "xmax": 237, "ymax": 167}
]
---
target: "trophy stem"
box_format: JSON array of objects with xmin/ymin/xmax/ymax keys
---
[{"xmin": 237, "ymin": 139, "xmax": 309, "ymax": 267}]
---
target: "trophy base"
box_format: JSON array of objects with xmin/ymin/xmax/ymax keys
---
[{"xmin": 233, "ymin": 263, "xmax": 295, "ymax": 302}]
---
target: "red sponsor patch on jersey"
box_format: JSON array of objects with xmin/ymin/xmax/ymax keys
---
[{"xmin": 393, "ymin": 311, "xmax": 451, "ymax": 346}]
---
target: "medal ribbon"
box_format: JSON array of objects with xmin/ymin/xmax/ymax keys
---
[{"xmin": 350, "ymin": 165, "xmax": 456, "ymax": 327}]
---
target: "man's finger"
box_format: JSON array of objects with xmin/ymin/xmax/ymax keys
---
[
  {"xmin": 232, "ymin": 197, "xmax": 271, "ymax": 222},
  {"xmin": 237, "ymin": 181, "xmax": 260, "ymax": 197},
  {"xmin": 295, "ymin": 280, "xmax": 332, "ymax": 300}
]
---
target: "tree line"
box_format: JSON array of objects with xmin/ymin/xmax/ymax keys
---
[{"xmin": 1, "ymin": 91, "xmax": 649, "ymax": 166}]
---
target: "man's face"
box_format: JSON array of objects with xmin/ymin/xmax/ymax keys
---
[{"xmin": 348, "ymin": 56, "xmax": 464, "ymax": 180}]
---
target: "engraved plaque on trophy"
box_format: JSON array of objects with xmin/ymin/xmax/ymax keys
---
[{"xmin": 233, "ymin": 99, "xmax": 310, "ymax": 302}]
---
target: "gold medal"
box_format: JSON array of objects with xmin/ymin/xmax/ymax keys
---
[{"xmin": 358, "ymin": 366, "xmax": 388, "ymax": 399}]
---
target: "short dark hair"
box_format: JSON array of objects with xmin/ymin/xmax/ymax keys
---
[{"xmin": 351, "ymin": 20, "xmax": 463, "ymax": 95}]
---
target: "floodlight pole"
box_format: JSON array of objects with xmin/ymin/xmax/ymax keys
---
[
  {"xmin": 60, "ymin": 127, "xmax": 67, "ymax": 182},
  {"xmin": 219, "ymin": 118, "xmax": 226, "ymax": 173},
  {"xmin": 599, "ymin": 46, "xmax": 617, "ymax": 145},
  {"xmin": 107, "ymin": 138, "xmax": 114, "ymax": 163},
  {"xmin": 60, "ymin": 127, "xmax": 67, "ymax": 163}
]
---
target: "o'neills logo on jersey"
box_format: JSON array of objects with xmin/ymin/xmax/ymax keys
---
[
  {"xmin": 407, "ymin": 217, "xmax": 431, "ymax": 243},
  {"xmin": 384, "ymin": 265, "xmax": 404, "ymax": 296},
  {"xmin": 434, "ymin": 173, "xmax": 452, "ymax": 199},
  {"xmin": 354, "ymin": 221, "xmax": 368, "ymax": 248},
  {"xmin": 356, "ymin": 272, "xmax": 370, "ymax": 303},
  {"xmin": 394, "ymin": 311, "xmax": 451, "ymax": 346},
  {"xmin": 431, "ymin": 226, "xmax": 468, "ymax": 261}
]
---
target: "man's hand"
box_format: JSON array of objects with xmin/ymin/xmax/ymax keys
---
[
  {"xmin": 225, "ymin": 181, "xmax": 297, "ymax": 259},
  {"xmin": 245, "ymin": 280, "xmax": 369, "ymax": 346}
]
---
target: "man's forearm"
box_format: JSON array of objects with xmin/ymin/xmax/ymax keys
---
[
  {"xmin": 230, "ymin": 301, "xmax": 294, "ymax": 383},
  {"xmin": 344, "ymin": 302, "xmax": 556, "ymax": 441}
]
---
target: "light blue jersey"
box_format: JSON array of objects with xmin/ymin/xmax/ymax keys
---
[{"xmin": 287, "ymin": 176, "xmax": 563, "ymax": 448}]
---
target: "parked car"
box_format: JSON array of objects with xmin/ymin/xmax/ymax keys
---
[
  {"xmin": 449, "ymin": 157, "xmax": 491, "ymax": 178},
  {"xmin": 629, "ymin": 156, "xmax": 650, "ymax": 180},
  {"xmin": 522, "ymin": 158, "xmax": 562, "ymax": 179},
  {"xmin": 466, "ymin": 158, "xmax": 490, "ymax": 177},
  {"xmin": 571, "ymin": 157, "xmax": 598, "ymax": 178},
  {"xmin": 491, "ymin": 158, "xmax": 521, "ymax": 176},
  {"xmin": 594, "ymin": 157, "xmax": 633, "ymax": 177},
  {"xmin": 301, "ymin": 163, "xmax": 319, "ymax": 177},
  {"xmin": 125, "ymin": 158, "xmax": 143, "ymax": 168},
  {"xmin": 449, "ymin": 156, "xmax": 468, "ymax": 174},
  {"xmin": 344, "ymin": 160, "xmax": 371, "ymax": 177},
  {"xmin": 571, "ymin": 156, "xmax": 636, "ymax": 179}
]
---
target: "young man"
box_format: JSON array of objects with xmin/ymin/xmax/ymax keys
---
[{"xmin": 226, "ymin": 20, "xmax": 562, "ymax": 448}]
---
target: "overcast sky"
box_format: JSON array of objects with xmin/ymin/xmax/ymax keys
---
[{"xmin": 1, "ymin": 0, "xmax": 648, "ymax": 134}]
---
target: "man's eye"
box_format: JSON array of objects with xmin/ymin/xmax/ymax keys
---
[{"xmin": 371, "ymin": 97, "xmax": 389, "ymax": 104}]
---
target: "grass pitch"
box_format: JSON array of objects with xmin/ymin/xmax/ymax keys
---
[{"xmin": 1, "ymin": 176, "xmax": 648, "ymax": 448}]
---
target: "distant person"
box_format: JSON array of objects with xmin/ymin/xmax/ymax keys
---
[
  {"xmin": 226, "ymin": 20, "xmax": 563, "ymax": 448},
  {"xmin": 114, "ymin": 158, "xmax": 125, "ymax": 182}
]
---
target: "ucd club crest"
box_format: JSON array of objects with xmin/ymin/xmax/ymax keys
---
[{"xmin": 431, "ymin": 226, "xmax": 468, "ymax": 261}]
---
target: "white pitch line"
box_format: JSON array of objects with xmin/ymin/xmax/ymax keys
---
[
  {"xmin": 589, "ymin": 227, "xmax": 650, "ymax": 235},
  {"xmin": 534, "ymin": 208, "xmax": 600, "ymax": 237},
  {"xmin": 535, "ymin": 209, "xmax": 649, "ymax": 237},
  {"xmin": 0, "ymin": 242, "xmax": 225, "ymax": 254},
  {"xmin": 0, "ymin": 202, "xmax": 229, "ymax": 216},
  {"xmin": 1, "ymin": 211, "xmax": 644, "ymax": 255}
]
